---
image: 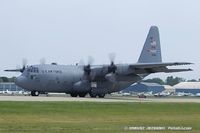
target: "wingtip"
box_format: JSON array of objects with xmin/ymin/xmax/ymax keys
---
[
  {"xmin": 184, "ymin": 62, "xmax": 194, "ymax": 65},
  {"xmin": 177, "ymin": 62, "xmax": 194, "ymax": 65}
]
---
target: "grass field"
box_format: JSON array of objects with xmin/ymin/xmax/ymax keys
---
[{"xmin": 0, "ymin": 102, "xmax": 199, "ymax": 133}]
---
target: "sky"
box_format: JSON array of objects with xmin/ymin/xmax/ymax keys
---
[{"xmin": 0, "ymin": 0, "xmax": 199, "ymax": 80}]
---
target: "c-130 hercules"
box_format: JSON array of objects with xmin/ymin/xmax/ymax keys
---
[{"xmin": 5, "ymin": 26, "xmax": 192, "ymax": 98}]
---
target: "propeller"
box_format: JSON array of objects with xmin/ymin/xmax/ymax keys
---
[
  {"xmin": 78, "ymin": 59, "xmax": 85, "ymax": 66},
  {"xmin": 106, "ymin": 53, "xmax": 117, "ymax": 83},
  {"xmin": 83, "ymin": 56, "xmax": 94, "ymax": 75},
  {"xmin": 109, "ymin": 53, "xmax": 116, "ymax": 64},
  {"xmin": 40, "ymin": 58, "xmax": 46, "ymax": 65},
  {"xmin": 5, "ymin": 59, "xmax": 28, "ymax": 73},
  {"xmin": 84, "ymin": 64, "xmax": 91, "ymax": 75},
  {"xmin": 21, "ymin": 58, "xmax": 28, "ymax": 72},
  {"xmin": 82, "ymin": 56, "xmax": 96, "ymax": 81},
  {"xmin": 108, "ymin": 53, "xmax": 117, "ymax": 73},
  {"xmin": 80, "ymin": 54, "xmax": 118, "ymax": 82},
  {"xmin": 87, "ymin": 56, "xmax": 94, "ymax": 66}
]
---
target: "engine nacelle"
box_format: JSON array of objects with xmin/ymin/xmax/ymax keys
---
[{"xmin": 73, "ymin": 81, "xmax": 90, "ymax": 93}]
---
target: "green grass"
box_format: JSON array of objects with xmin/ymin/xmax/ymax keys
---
[{"xmin": 0, "ymin": 102, "xmax": 199, "ymax": 133}]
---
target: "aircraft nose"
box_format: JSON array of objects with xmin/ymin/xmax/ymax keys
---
[{"xmin": 15, "ymin": 76, "xmax": 26, "ymax": 87}]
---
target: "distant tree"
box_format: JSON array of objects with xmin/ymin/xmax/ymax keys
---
[
  {"xmin": 0, "ymin": 77, "xmax": 16, "ymax": 82},
  {"xmin": 143, "ymin": 78, "xmax": 165, "ymax": 85},
  {"xmin": 0, "ymin": 77, "xmax": 9, "ymax": 82},
  {"xmin": 8, "ymin": 77, "xmax": 16, "ymax": 82},
  {"xmin": 165, "ymin": 76, "xmax": 185, "ymax": 86},
  {"xmin": 187, "ymin": 79, "xmax": 197, "ymax": 82}
]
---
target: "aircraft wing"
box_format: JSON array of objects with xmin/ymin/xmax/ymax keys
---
[{"xmin": 129, "ymin": 62, "xmax": 193, "ymax": 74}]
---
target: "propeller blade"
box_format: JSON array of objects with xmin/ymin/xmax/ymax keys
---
[
  {"xmin": 79, "ymin": 59, "xmax": 85, "ymax": 66},
  {"xmin": 84, "ymin": 64, "xmax": 91, "ymax": 75},
  {"xmin": 83, "ymin": 56, "xmax": 94, "ymax": 75},
  {"xmin": 22, "ymin": 58, "xmax": 28, "ymax": 67},
  {"xmin": 4, "ymin": 69, "xmax": 22, "ymax": 72},
  {"xmin": 82, "ymin": 56, "xmax": 96, "ymax": 81},
  {"xmin": 109, "ymin": 53, "xmax": 116, "ymax": 63},
  {"xmin": 107, "ymin": 53, "xmax": 117, "ymax": 73},
  {"xmin": 5, "ymin": 59, "xmax": 28, "ymax": 73},
  {"xmin": 40, "ymin": 58, "xmax": 46, "ymax": 65},
  {"xmin": 88, "ymin": 56, "xmax": 94, "ymax": 65}
]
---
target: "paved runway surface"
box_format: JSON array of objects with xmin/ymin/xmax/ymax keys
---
[{"xmin": 0, "ymin": 95, "xmax": 200, "ymax": 103}]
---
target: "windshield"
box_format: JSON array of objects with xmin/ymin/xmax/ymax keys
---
[{"xmin": 27, "ymin": 66, "xmax": 39, "ymax": 73}]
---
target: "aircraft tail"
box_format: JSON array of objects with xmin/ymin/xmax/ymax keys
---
[{"xmin": 138, "ymin": 26, "xmax": 162, "ymax": 63}]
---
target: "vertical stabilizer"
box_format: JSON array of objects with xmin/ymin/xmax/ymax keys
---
[{"xmin": 138, "ymin": 26, "xmax": 162, "ymax": 63}]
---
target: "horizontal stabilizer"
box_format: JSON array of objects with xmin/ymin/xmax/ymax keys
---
[
  {"xmin": 129, "ymin": 62, "xmax": 193, "ymax": 74},
  {"xmin": 130, "ymin": 62, "xmax": 193, "ymax": 69},
  {"xmin": 164, "ymin": 68, "xmax": 193, "ymax": 73}
]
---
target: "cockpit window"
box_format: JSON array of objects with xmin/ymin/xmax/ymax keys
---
[{"xmin": 27, "ymin": 66, "xmax": 39, "ymax": 73}]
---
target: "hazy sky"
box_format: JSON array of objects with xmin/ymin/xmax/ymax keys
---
[{"xmin": 0, "ymin": 0, "xmax": 199, "ymax": 80}]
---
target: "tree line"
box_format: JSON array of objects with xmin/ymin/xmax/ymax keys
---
[
  {"xmin": 0, "ymin": 77, "xmax": 16, "ymax": 83},
  {"xmin": 142, "ymin": 76, "xmax": 200, "ymax": 86}
]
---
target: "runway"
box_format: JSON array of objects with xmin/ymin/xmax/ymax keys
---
[{"xmin": 0, "ymin": 95, "xmax": 200, "ymax": 103}]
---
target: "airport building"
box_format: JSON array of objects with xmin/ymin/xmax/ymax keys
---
[
  {"xmin": 122, "ymin": 82, "xmax": 165, "ymax": 94},
  {"xmin": 174, "ymin": 82, "xmax": 200, "ymax": 94},
  {"xmin": 0, "ymin": 82, "xmax": 24, "ymax": 92},
  {"xmin": 163, "ymin": 85, "xmax": 175, "ymax": 93}
]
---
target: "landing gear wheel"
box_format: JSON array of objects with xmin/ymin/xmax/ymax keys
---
[
  {"xmin": 78, "ymin": 93, "xmax": 87, "ymax": 97},
  {"xmin": 70, "ymin": 93, "xmax": 78, "ymax": 97},
  {"xmin": 98, "ymin": 94, "xmax": 105, "ymax": 98},
  {"xmin": 89, "ymin": 91, "xmax": 97, "ymax": 98},
  {"xmin": 31, "ymin": 91, "xmax": 39, "ymax": 96}
]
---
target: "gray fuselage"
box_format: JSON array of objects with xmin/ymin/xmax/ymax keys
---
[{"xmin": 15, "ymin": 64, "xmax": 144, "ymax": 95}]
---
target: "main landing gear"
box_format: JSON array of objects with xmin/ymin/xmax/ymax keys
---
[
  {"xmin": 31, "ymin": 91, "xmax": 40, "ymax": 96},
  {"xmin": 89, "ymin": 91, "xmax": 105, "ymax": 98},
  {"xmin": 70, "ymin": 93, "xmax": 87, "ymax": 98},
  {"xmin": 98, "ymin": 93, "xmax": 106, "ymax": 98},
  {"xmin": 89, "ymin": 89, "xmax": 106, "ymax": 98},
  {"xmin": 70, "ymin": 92, "xmax": 105, "ymax": 98}
]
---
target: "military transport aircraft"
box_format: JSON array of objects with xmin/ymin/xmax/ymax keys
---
[{"xmin": 5, "ymin": 26, "xmax": 192, "ymax": 98}]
